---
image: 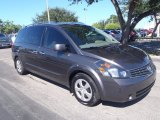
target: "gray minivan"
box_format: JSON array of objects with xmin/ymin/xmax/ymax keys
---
[{"xmin": 12, "ymin": 22, "xmax": 156, "ymax": 106}]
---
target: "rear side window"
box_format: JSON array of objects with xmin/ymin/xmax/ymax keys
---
[
  {"xmin": 43, "ymin": 27, "xmax": 69, "ymax": 49},
  {"xmin": 27, "ymin": 26, "xmax": 45, "ymax": 46}
]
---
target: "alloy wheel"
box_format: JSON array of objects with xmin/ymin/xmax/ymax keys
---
[
  {"xmin": 16, "ymin": 60, "xmax": 22, "ymax": 73},
  {"xmin": 74, "ymin": 79, "xmax": 93, "ymax": 102}
]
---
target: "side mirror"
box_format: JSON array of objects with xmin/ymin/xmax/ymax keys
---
[{"xmin": 54, "ymin": 44, "xmax": 67, "ymax": 52}]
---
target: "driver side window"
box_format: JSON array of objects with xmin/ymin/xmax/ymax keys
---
[{"xmin": 43, "ymin": 27, "xmax": 69, "ymax": 49}]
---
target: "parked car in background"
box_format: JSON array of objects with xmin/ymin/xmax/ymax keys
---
[
  {"xmin": 110, "ymin": 30, "xmax": 122, "ymax": 41},
  {"xmin": 147, "ymin": 28, "xmax": 157, "ymax": 37},
  {"xmin": 8, "ymin": 33, "xmax": 17, "ymax": 44},
  {"xmin": 104, "ymin": 29, "xmax": 137, "ymax": 42},
  {"xmin": 129, "ymin": 30, "xmax": 138, "ymax": 42},
  {"xmin": 103, "ymin": 29, "xmax": 114, "ymax": 36},
  {"xmin": 12, "ymin": 22, "xmax": 156, "ymax": 106},
  {"xmin": 0, "ymin": 33, "xmax": 11, "ymax": 48},
  {"xmin": 139, "ymin": 30, "xmax": 147, "ymax": 37},
  {"xmin": 103, "ymin": 29, "xmax": 121, "ymax": 41}
]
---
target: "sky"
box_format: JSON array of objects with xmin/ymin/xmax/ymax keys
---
[{"xmin": 0, "ymin": 0, "xmax": 151, "ymax": 28}]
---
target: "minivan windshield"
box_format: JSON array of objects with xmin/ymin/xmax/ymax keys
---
[{"xmin": 61, "ymin": 25, "xmax": 119, "ymax": 49}]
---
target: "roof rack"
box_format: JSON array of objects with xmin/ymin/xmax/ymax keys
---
[{"xmin": 25, "ymin": 21, "xmax": 85, "ymax": 27}]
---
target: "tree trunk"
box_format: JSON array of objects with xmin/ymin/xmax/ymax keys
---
[
  {"xmin": 151, "ymin": 14, "xmax": 160, "ymax": 38},
  {"xmin": 113, "ymin": 0, "xmax": 139, "ymax": 44},
  {"xmin": 121, "ymin": 25, "xmax": 131, "ymax": 44},
  {"xmin": 151, "ymin": 22, "xmax": 160, "ymax": 38},
  {"xmin": 111, "ymin": 0, "xmax": 125, "ymax": 29},
  {"xmin": 131, "ymin": 9, "xmax": 155, "ymax": 31}
]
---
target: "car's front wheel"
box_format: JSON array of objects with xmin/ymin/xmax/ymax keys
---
[
  {"xmin": 15, "ymin": 57, "xmax": 27, "ymax": 75},
  {"xmin": 72, "ymin": 73, "xmax": 100, "ymax": 106}
]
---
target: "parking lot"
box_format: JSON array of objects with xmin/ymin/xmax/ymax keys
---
[{"xmin": 0, "ymin": 48, "xmax": 160, "ymax": 120}]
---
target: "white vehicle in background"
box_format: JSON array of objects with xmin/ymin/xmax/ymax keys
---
[{"xmin": 9, "ymin": 33, "xmax": 17, "ymax": 44}]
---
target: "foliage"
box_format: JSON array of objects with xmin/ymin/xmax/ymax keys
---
[
  {"xmin": 33, "ymin": 7, "xmax": 78, "ymax": 23},
  {"xmin": 105, "ymin": 23, "xmax": 120, "ymax": 29},
  {"xmin": 106, "ymin": 15, "xmax": 119, "ymax": 24},
  {"xmin": 92, "ymin": 15, "xmax": 120, "ymax": 29},
  {"xmin": 0, "ymin": 19, "xmax": 21, "ymax": 34},
  {"xmin": 92, "ymin": 20, "xmax": 106, "ymax": 29}
]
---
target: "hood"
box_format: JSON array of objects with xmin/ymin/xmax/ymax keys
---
[{"xmin": 82, "ymin": 44, "xmax": 150, "ymax": 70}]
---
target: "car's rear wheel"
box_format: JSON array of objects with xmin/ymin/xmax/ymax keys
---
[
  {"xmin": 15, "ymin": 57, "xmax": 27, "ymax": 75},
  {"xmin": 72, "ymin": 73, "xmax": 100, "ymax": 106}
]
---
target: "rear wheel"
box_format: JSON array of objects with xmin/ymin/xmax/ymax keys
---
[
  {"xmin": 72, "ymin": 73, "xmax": 100, "ymax": 106},
  {"xmin": 15, "ymin": 57, "xmax": 27, "ymax": 75}
]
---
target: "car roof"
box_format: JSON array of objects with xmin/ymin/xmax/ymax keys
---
[{"xmin": 25, "ymin": 22, "xmax": 85, "ymax": 28}]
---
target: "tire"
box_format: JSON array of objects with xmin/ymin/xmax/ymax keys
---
[
  {"xmin": 15, "ymin": 57, "xmax": 27, "ymax": 75},
  {"xmin": 72, "ymin": 73, "xmax": 100, "ymax": 106}
]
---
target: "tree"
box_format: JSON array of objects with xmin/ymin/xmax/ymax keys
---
[
  {"xmin": 33, "ymin": 7, "xmax": 78, "ymax": 23},
  {"xmin": 0, "ymin": 19, "xmax": 4, "ymax": 33},
  {"xmin": 106, "ymin": 15, "xmax": 119, "ymax": 24},
  {"xmin": 150, "ymin": 13, "xmax": 160, "ymax": 37},
  {"xmin": 69, "ymin": 0, "xmax": 160, "ymax": 44},
  {"xmin": 92, "ymin": 15, "xmax": 119, "ymax": 29},
  {"xmin": 105, "ymin": 23, "xmax": 120, "ymax": 29},
  {"xmin": 92, "ymin": 20, "xmax": 106, "ymax": 29},
  {"xmin": 0, "ymin": 19, "xmax": 21, "ymax": 34},
  {"xmin": 105, "ymin": 15, "xmax": 120, "ymax": 29}
]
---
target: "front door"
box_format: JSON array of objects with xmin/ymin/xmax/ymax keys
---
[{"xmin": 37, "ymin": 26, "xmax": 74, "ymax": 85}]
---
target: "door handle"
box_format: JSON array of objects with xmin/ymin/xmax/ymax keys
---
[{"xmin": 39, "ymin": 51, "xmax": 45, "ymax": 55}]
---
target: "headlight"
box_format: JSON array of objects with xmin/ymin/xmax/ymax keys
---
[
  {"xmin": 108, "ymin": 68, "xmax": 127, "ymax": 78},
  {"xmin": 95, "ymin": 61, "xmax": 129, "ymax": 78}
]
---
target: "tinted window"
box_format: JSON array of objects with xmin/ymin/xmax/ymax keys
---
[
  {"xmin": 43, "ymin": 27, "xmax": 68, "ymax": 49},
  {"xmin": 27, "ymin": 26, "xmax": 45, "ymax": 46},
  {"xmin": 15, "ymin": 28, "xmax": 27, "ymax": 43},
  {"xmin": 61, "ymin": 25, "xmax": 119, "ymax": 49}
]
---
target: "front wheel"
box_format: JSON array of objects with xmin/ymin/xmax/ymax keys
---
[{"xmin": 72, "ymin": 73, "xmax": 100, "ymax": 106}]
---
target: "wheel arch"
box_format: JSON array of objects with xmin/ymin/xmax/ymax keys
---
[{"xmin": 67, "ymin": 65, "xmax": 104, "ymax": 99}]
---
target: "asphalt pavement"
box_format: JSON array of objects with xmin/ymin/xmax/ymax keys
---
[{"xmin": 0, "ymin": 48, "xmax": 160, "ymax": 120}]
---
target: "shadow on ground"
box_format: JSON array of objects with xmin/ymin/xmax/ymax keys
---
[{"xmin": 129, "ymin": 39, "xmax": 160, "ymax": 55}]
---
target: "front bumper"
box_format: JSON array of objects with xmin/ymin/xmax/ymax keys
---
[{"xmin": 99, "ymin": 70, "xmax": 156, "ymax": 102}]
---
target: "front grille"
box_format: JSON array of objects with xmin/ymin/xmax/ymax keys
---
[
  {"xmin": 130, "ymin": 64, "xmax": 153, "ymax": 78},
  {"xmin": 136, "ymin": 82, "xmax": 154, "ymax": 97}
]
